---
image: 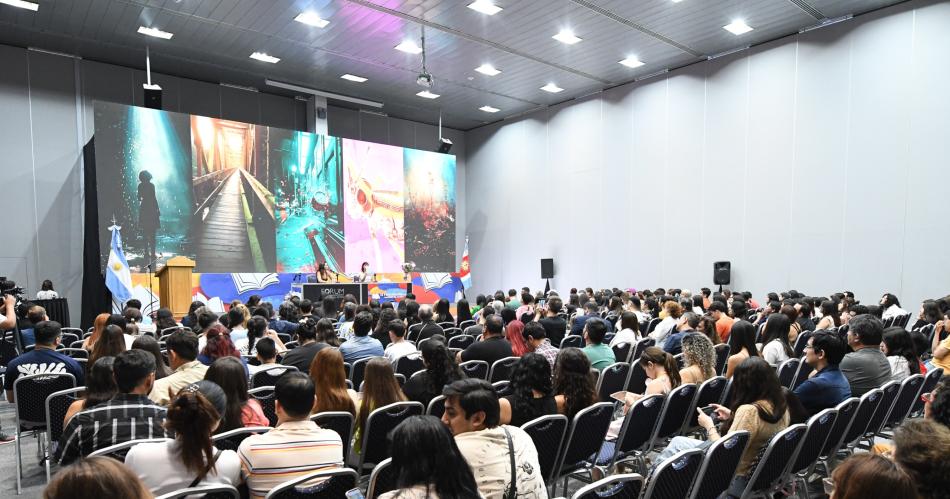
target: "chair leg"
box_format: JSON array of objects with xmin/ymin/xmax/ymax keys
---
[{"xmin": 15, "ymin": 429, "xmax": 22, "ymax": 494}]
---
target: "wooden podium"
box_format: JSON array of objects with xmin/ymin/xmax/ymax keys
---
[{"xmin": 156, "ymin": 256, "xmax": 195, "ymax": 318}]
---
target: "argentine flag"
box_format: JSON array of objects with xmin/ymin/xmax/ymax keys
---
[{"xmin": 106, "ymin": 224, "xmax": 134, "ymax": 303}]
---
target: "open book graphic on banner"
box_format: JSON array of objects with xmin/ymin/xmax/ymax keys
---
[
  {"xmin": 420, "ymin": 273, "xmax": 453, "ymax": 290},
  {"xmin": 231, "ymin": 273, "xmax": 280, "ymax": 294}
]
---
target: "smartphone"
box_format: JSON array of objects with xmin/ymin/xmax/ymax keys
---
[
  {"xmin": 700, "ymin": 405, "xmax": 717, "ymax": 417},
  {"xmin": 346, "ymin": 489, "xmax": 365, "ymax": 499}
]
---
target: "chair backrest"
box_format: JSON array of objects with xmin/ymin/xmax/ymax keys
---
[
  {"xmin": 625, "ymin": 360, "xmax": 648, "ymax": 394},
  {"xmin": 560, "ymin": 335, "xmax": 585, "ymax": 349},
  {"xmin": 597, "ymin": 362, "xmax": 631, "ymax": 402},
  {"xmin": 60, "ymin": 331, "xmax": 81, "ymax": 348},
  {"xmin": 645, "ymin": 318, "xmax": 661, "ymax": 334},
  {"xmin": 458, "ymin": 320, "xmax": 476, "ymax": 330},
  {"xmin": 448, "ymin": 334, "xmax": 475, "ymax": 350},
  {"xmin": 393, "ymin": 354, "xmax": 425, "ymax": 379},
  {"xmin": 492, "ymin": 380, "xmax": 512, "ymax": 397},
  {"xmin": 632, "ymin": 338, "xmax": 654, "ymax": 360},
  {"xmin": 792, "ymin": 331, "xmax": 812, "ymax": 358},
  {"xmin": 713, "ymin": 344, "xmax": 731, "ymax": 375},
  {"xmin": 720, "ymin": 377, "xmax": 734, "ymax": 406},
  {"xmin": 790, "ymin": 408, "xmax": 838, "ymax": 476},
  {"xmin": 673, "ymin": 353, "xmax": 685, "ymax": 370},
  {"xmin": 45, "ymin": 386, "xmax": 85, "ymax": 443},
  {"xmin": 842, "ymin": 388, "xmax": 884, "ymax": 448},
  {"xmin": 885, "ymin": 373, "xmax": 925, "ymax": 427},
  {"xmin": 459, "ymin": 360, "xmax": 489, "ymax": 380},
  {"xmin": 88, "ymin": 437, "xmax": 171, "ymax": 458},
  {"xmin": 69, "ymin": 339, "xmax": 86, "ymax": 349},
  {"xmin": 740, "ymin": 424, "xmax": 808, "ymax": 498},
  {"xmin": 488, "ymin": 356, "xmax": 520, "ymax": 383},
  {"xmin": 310, "ymin": 412, "xmax": 355, "ymax": 455},
  {"xmin": 358, "ymin": 401, "xmax": 424, "ymax": 470},
  {"xmin": 426, "ymin": 395, "xmax": 446, "ymax": 417},
  {"xmin": 819, "ymin": 397, "xmax": 860, "ymax": 458},
  {"xmin": 864, "ymin": 380, "xmax": 900, "ymax": 438},
  {"xmin": 655, "ymin": 383, "xmax": 698, "ymax": 440},
  {"xmin": 251, "ymin": 365, "xmax": 299, "ymax": 389},
  {"xmin": 442, "ymin": 327, "xmax": 462, "ymax": 337},
  {"xmin": 212, "ymin": 425, "xmax": 270, "ymax": 449},
  {"xmin": 161, "ymin": 326, "xmax": 187, "ymax": 336},
  {"xmin": 349, "ymin": 356, "xmax": 379, "ymax": 389},
  {"xmin": 641, "ymin": 448, "xmax": 704, "ymax": 499},
  {"xmin": 553, "ymin": 402, "xmax": 614, "ymax": 479},
  {"xmin": 522, "ymin": 414, "xmax": 569, "ymax": 483},
  {"xmin": 683, "ymin": 376, "xmax": 728, "ymax": 434},
  {"xmin": 614, "ymin": 394, "xmax": 664, "ymax": 460},
  {"xmin": 366, "ymin": 458, "xmax": 397, "ymax": 499},
  {"xmin": 264, "ymin": 467, "xmax": 359, "ymax": 499},
  {"xmin": 791, "ymin": 360, "xmax": 811, "ymax": 390},
  {"xmin": 248, "ymin": 386, "xmax": 278, "ymax": 426},
  {"xmin": 688, "ymin": 430, "xmax": 750, "ymax": 499},
  {"xmin": 910, "ymin": 367, "xmax": 944, "ymax": 415},
  {"xmin": 572, "ymin": 473, "xmax": 645, "ymax": 499},
  {"xmin": 155, "ymin": 484, "xmax": 240, "ymax": 499},
  {"xmin": 14, "ymin": 373, "xmax": 76, "ymax": 428},
  {"xmin": 776, "ymin": 358, "xmax": 801, "ymax": 389},
  {"xmin": 612, "ymin": 342, "xmax": 633, "ymax": 364}
]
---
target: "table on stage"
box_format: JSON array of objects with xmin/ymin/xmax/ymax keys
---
[{"xmin": 300, "ymin": 281, "xmax": 412, "ymax": 305}]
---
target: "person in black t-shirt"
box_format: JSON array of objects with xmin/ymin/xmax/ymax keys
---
[
  {"xmin": 280, "ymin": 319, "xmax": 327, "ymax": 372},
  {"xmin": 538, "ymin": 296, "xmax": 568, "ymax": 347},
  {"xmin": 457, "ymin": 315, "xmax": 512, "ymax": 366}
]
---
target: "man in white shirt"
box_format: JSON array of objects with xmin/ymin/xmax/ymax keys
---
[
  {"xmin": 441, "ymin": 379, "xmax": 546, "ymax": 499},
  {"xmin": 383, "ymin": 320, "xmax": 417, "ymax": 364}
]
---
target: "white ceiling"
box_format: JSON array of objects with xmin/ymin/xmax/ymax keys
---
[{"xmin": 0, "ymin": 0, "xmax": 908, "ymax": 130}]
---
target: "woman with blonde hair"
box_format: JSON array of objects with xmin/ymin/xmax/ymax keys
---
[
  {"xmin": 309, "ymin": 348, "xmax": 358, "ymax": 415},
  {"xmin": 680, "ymin": 333, "xmax": 716, "ymax": 384}
]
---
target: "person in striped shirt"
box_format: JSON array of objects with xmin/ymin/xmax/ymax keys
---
[{"xmin": 239, "ymin": 372, "xmax": 344, "ymax": 498}]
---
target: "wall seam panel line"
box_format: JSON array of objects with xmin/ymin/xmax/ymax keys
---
[
  {"xmin": 700, "ymin": 63, "xmax": 708, "ymax": 289},
  {"xmin": 661, "ymin": 77, "xmax": 669, "ymax": 284},
  {"xmin": 27, "ymin": 51, "xmax": 39, "ymax": 288},
  {"xmin": 840, "ymin": 37, "xmax": 855, "ymax": 290},
  {"xmin": 740, "ymin": 56, "xmax": 752, "ymax": 278},
  {"xmin": 74, "ymin": 57, "xmax": 86, "ymax": 272},
  {"xmin": 897, "ymin": 8, "xmax": 918, "ymax": 299},
  {"xmin": 788, "ymin": 38, "xmax": 800, "ymax": 291}
]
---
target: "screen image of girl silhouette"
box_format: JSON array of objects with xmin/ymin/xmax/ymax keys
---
[{"xmin": 137, "ymin": 170, "xmax": 160, "ymax": 263}]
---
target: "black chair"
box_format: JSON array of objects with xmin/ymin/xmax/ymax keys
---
[
  {"xmin": 393, "ymin": 354, "xmax": 426, "ymax": 379},
  {"xmin": 673, "ymin": 353, "xmax": 685, "ymax": 370},
  {"xmin": 776, "ymin": 358, "xmax": 801, "ymax": 389},
  {"xmin": 448, "ymin": 334, "xmax": 475, "ymax": 350},
  {"xmin": 160, "ymin": 326, "xmax": 188, "ymax": 337},
  {"xmin": 597, "ymin": 362, "xmax": 631, "ymax": 402},
  {"xmin": 458, "ymin": 320, "xmax": 476, "ymax": 330},
  {"xmin": 645, "ymin": 318, "xmax": 661, "ymax": 335},
  {"xmin": 60, "ymin": 331, "xmax": 81, "ymax": 348},
  {"xmin": 714, "ymin": 344, "xmax": 731, "ymax": 375},
  {"xmin": 561, "ymin": 335, "xmax": 585, "ymax": 349},
  {"xmin": 89, "ymin": 437, "xmax": 171, "ymax": 458},
  {"xmin": 264, "ymin": 468, "xmax": 359, "ymax": 499},
  {"xmin": 631, "ymin": 338, "xmax": 654, "ymax": 362},
  {"xmin": 792, "ymin": 331, "xmax": 812, "ymax": 358},
  {"xmin": 687, "ymin": 430, "xmax": 750, "ymax": 499},
  {"xmin": 442, "ymin": 327, "xmax": 462, "ymax": 338},
  {"xmin": 406, "ymin": 323, "xmax": 425, "ymax": 342},
  {"xmin": 284, "ymin": 340, "xmax": 298, "ymax": 350},
  {"xmin": 909, "ymin": 367, "xmax": 943, "ymax": 416},
  {"xmin": 488, "ymin": 356, "xmax": 520, "ymax": 383},
  {"xmin": 366, "ymin": 457, "xmax": 397, "ymax": 499},
  {"xmin": 58, "ymin": 348, "xmax": 88, "ymax": 360},
  {"xmin": 604, "ymin": 333, "xmax": 616, "ymax": 346},
  {"xmin": 641, "ymin": 448, "xmax": 704, "ymax": 499},
  {"xmin": 69, "ymin": 339, "xmax": 86, "ymax": 349},
  {"xmin": 787, "ymin": 408, "xmax": 838, "ymax": 496},
  {"xmin": 212, "ymin": 426, "xmax": 270, "ymax": 451},
  {"xmin": 880, "ymin": 373, "xmax": 925, "ymax": 433},
  {"xmin": 791, "ymin": 360, "xmax": 812, "ymax": 390},
  {"xmin": 720, "ymin": 377, "xmax": 733, "ymax": 406},
  {"xmin": 14, "ymin": 372, "xmax": 76, "ymax": 493},
  {"xmin": 44, "ymin": 386, "xmax": 84, "ymax": 482},
  {"xmin": 492, "ymin": 380, "xmax": 512, "ymax": 396},
  {"xmin": 572, "ymin": 473, "xmax": 644, "ymax": 499},
  {"xmin": 840, "ymin": 388, "xmax": 884, "ymax": 454},
  {"xmin": 354, "ymin": 401, "xmax": 424, "ymax": 475},
  {"xmin": 155, "ymin": 485, "xmax": 240, "ymax": 499},
  {"xmin": 459, "ymin": 360, "xmax": 489, "ymax": 380},
  {"xmin": 814, "ymin": 397, "xmax": 860, "ymax": 474},
  {"xmin": 552, "ymin": 402, "xmax": 614, "ymax": 495},
  {"xmin": 349, "ymin": 356, "xmax": 381, "ymax": 390},
  {"xmin": 858, "ymin": 380, "xmax": 900, "ymax": 449},
  {"xmin": 248, "ymin": 386, "xmax": 278, "ymax": 426},
  {"xmin": 654, "ymin": 383, "xmax": 698, "ymax": 442},
  {"xmin": 251, "ymin": 365, "xmax": 298, "ymax": 389},
  {"xmin": 612, "ymin": 342, "xmax": 633, "ymax": 364},
  {"xmin": 310, "ymin": 412, "xmax": 354, "ymax": 458},
  {"xmin": 736, "ymin": 424, "xmax": 808, "ymax": 499},
  {"xmin": 522, "ymin": 414, "xmax": 569, "ymax": 485},
  {"xmin": 625, "ymin": 360, "xmax": 648, "ymax": 395},
  {"xmin": 682, "ymin": 376, "xmax": 728, "ymax": 435},
  {"xmin": 426, "ymin": 395, "xmax": 446, "ymax": 417},
  {"xmin": 597, "ymin": 393, "xmax": 664, "ymax": 473}
]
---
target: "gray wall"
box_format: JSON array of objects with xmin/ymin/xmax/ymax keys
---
[
  {"xmin": 464, "ymin": 0, "xmax": 950, "ymax": 310},
  {"xmin": 0, "ymin": 44, "xmax": 465, "ymax": 326}
]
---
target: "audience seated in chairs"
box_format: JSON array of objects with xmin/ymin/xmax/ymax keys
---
[
  {"xmin": 5, "ymin": 320, "xmax": 84, "ymax": 403},
  {"xmin": 89, "ymin": 324, "xmax": 127, "ymax": 368},
  {"xmin": 56, "ymin": 349, "xmax": 168, "ymax": 465},
  {"xmin": 63, "ymin": 355, "xmax": 117, "ymax": 424},
  {"xmin": 402, "ymin": 336, "xmax": 465, "ymax": 408},
  {"xmin": 455, "ymin": 298, "xmax": 474, "ymax": 329},
  {"xmin": 441, "ymin": 379, "xmax": 546, "ymax": 499},
  {"xmin": 656, "ymin": 356, "xmax": 790, "ymax": 498},
  {"xmin": 760, "ymin": 313, "xmax": 794, "ymax": 367},
  {"xmin": 840, "ymin": 315, "xmax": 892, "ymax": 397},
  {"xmin": 498, "ymin": 353, "xmax": 557, "ymax": 426},
  {"xmin": 149, "ymin": 329, "xmax": 208, "ymax": 406},
  {"xmin": 553, "ymin": 347, "xmax": 598, "ymax": 419},
  {"xmin": 792, "ymin": 330, "xmax": 851, "ymax": 416},
  {"xmin": 354, "ymin": 358, "xmax": 407, "ymax": 453},
  {"xmin": 826, "ymin": 454, "xmax": 917, "ymax": 499},
  {"xmin": 537, "ymin": 296, "xmax": 567, "ymax": 347},
  {"xmin": 125, "ymin": 381, "xmax": 242, "ymax": 495},
  {"xmin": 505, "ymin": 316, "xmax": 529, "ymax": 357},
  {"xmin": 582, "ymin": 318, "xmax": 615, "ymax": 371},
  {"xmin": 281, "ymin": 318, "xmax": 330, "ymax": 372},
  {"xmin": 44, "ymin": 456, "xmax": 154, "ymax": 499},
  {"xmin": 892, "ymin": 419, "xmax": 950, "ymax": 499},
  {"xmin": 246, "ymin": 338, "xmax": 279, "ymax": 376},
  {"xmin": 197, "ymin": 324, "xmax": 248, "ymax": 375},
  {"xmin": 340, "ymin": 311, "xmax": 384, "ymax": 364},
  {"xmin": 235, "ymin": 316, "xmax": 286, "ymax": 357},
  {"xmin": 521, "ymin": 321, "xmax": 559, "ymax": 371},
  {"xmin": 609, "ymin": 311, "xmax": 642, "ymax": 348},
  {"xmin": 414, "ymin": 305, "xmax": 444, "ymax": 342},
  {"xmin": 81, "ymin": 313, "xmax": 110, "ymax": 351},
  {"xmin": 882, "ymin": 327, "xmax": 921, "ymax": 383},
  {"xmin": 680, "ymin": 332, "xmax": 717, "ymax": 384},
  {"xmin": 458, "ymin": 314, "xmax": 513, "ymax": 366},
  {"xmin": 434, "ymin": 298, "xmax": 455, "ymax": 326},
  {"xmin": 725, "ymin": 320, "xmax": 758, "ymax": 378},
  {"xmin": 132, "ymin": 335, "xmax": 173, "ymax": 379},
  {"xmin": 309, "ymin": 347, "xmax": 358, "ymax": 416},
  {"xmin": 239, "ymin": 372, "xmax": 344, "ymax": 499},
  {"xmin": 383, "ymin": 320, "xmax": 417, "ymax": 364},
  {"xmin": 372, "ymin": 308, "xmax": 399, "ymax": 349},
  {"xmin": 206, "ymin": 356, "xmax": 269, "ymax": 431},
  {"xmin": 380, "ymin": 415, "xmax": 480, "ymax": 499},
  {"xmin": 663, "ymin": 312, "xmax": 700, "ymax": 356},
  {"xmin": 622, "ymin": 347, "xmax": 681, "ymax": 405},
  {"xmin": 815, "ymin": 300, "xmax": 842, "ymax": 331}
]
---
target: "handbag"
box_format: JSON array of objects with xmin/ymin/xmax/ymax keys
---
[
  {"xmin": 188, "ymin": 448, "xmax": 223, "ymax": 488},
  {"xmin": 503, "ymin": 427, "xmax": 518, "ymax": 499}
]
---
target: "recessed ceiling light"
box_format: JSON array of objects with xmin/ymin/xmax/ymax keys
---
[
  {"xmin": 294, "ymin": 12, "xmax": 330, "ymax": 28},
  {"xmin": 479, "ymin": 105, "xmax": 500, "ymax": 113},
  {"xmin": 467, "ymin": 0, "xmax": 502, "ymax": 15},
  {"xmin": 540, "ymin": 83, "xmax": 564, "ymax": 93},
  {"xmin": 138, "ymin": 26, "xmax": 173, "ymax": 40},
  {"xmin": 552, "ymin": 30, "xmax": 582, "ymax": 45},
  {"xmin": 340, "ymin": 74, "xmax": 368, "ymax": 83},
  {"xmin": 0, "ymin": 0, "xmax": 39, "ymax": 11},
  {"xmin": 250, "ymin": 52, "xmax": 280, "ymax": 63},
  {"xmin": 619, "ymin": 56, "xmax": 645, "ymax": 68},
  {"xmin": 671, "ymin": 0, "xmax": 685, "ymax": 3},
  {"xmin": 416, "ymin": 90, "xmax": 440, "ymax": 99},
  {"xmin": 474, "ymin": 64, "xmax": 501, "ymax": 76},
  {"xmin": 394, "ymin": 40, "xmax": 423, "ymax": 54},
  {"xmin": 723, "ymin": 20, "xmax": 753, "ymax": 35}
]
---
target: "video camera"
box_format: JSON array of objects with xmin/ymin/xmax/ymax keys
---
[{"xmin": 0, "ymin": 278, "xmax": 25, "ymax": 299}]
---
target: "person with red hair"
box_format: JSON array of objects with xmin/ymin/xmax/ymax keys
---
[{"xmin": 197, "ymin": 324, "xmax": 248, "ymax": 376}]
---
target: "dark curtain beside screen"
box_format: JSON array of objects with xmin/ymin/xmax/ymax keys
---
[{"xmin": 80, "ymin": 138, "xmax": 112, "ymax": 329}]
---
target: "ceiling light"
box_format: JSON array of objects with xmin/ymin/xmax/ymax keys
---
[
  {"xmin": 479, "ymin": 105, "xmax": 500, "ymax": 113},
  {"xmin": 394, "ymin": 40, "xmax": 423, "ymax": 54},
  {"xmin": 540, "ymin": 83, "xmax": 563, "ymax": 93},
  {"xmin": 294, "ymin": 12, "xmax": 330, "ymax": 28},
  {"xmin": 467, "ymin": 0, "xmax": 502, "ymax": 15},
  {"xmin": 671, "ymin": 0, "xmax": 685, "ymax": 3},
  {"xmin": 0, "ymin": 0, "xmax": 38, "ymax": 11},
  {"xmin": 552, "ymin": 30, "xmax": 582, "ymax": 45},
  {"xmin": 474, "ymin": 64, "xmax": 501, "ymax": 76},
  {"xmin": 250, "ymin": 52, "xmax": 280, "ymax": 63},
  {"xmin": 416, "ymin": 90, "xmax": 440, "ymax": 99},
  {"xmin": 619, "ymin": 56, "xmax": 645, "ymax": 68},
  {"xmin": 138, "ymin": 26, "xmax": 173, "ymax": 40},
  {"xmin": 340, "ymin": 74, "xmax": 368, "ymax": 83},
  {"xmin": 723, "ymin": 20, "xmax": 753, "ymax": 35}
]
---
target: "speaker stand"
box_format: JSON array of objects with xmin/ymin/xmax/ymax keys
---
[{"xmin": 544, "ymin": 279, "xmax": 551, "ymax": 294}]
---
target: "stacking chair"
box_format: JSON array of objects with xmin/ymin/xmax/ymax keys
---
[
  {"xmin": 561, "ymin": 335, "xmax": 585, "ymax": 349},
  {"xmin": 880, "ymin": 374, "xmax": 925, "ymax": 434},
  {"xmin": 393, "ymin": 354, "xmax": 425, "ymax": 379},
  {"xmin": 792, "ymin": 331, "xmax": 812, "ymax": 358},
  {"xmin": 310, "ymin": 412, "xmax": 354, "ymax": 457},
  {"xmin": 522, "ymin": 414, "xmax": 569, "ymax": 485},
  {"xmin": 786, "ymin": 409, "xmax": 838, "ymax": 499},
  {"xmin": 350, "ymin": 356, "xmax": 383, "ymax": 390},
  {"xmin": 654, "ymin": 383, "xmax": 698, "ymax": 442},
  {"xmin": 264, "ymin": 468, "xmax": 359, "ymax": 499},
  {"xmin": 248, "ymin": 386, "xmax": 278, "ymax": 426},
  {"xmin": 909, "ymin": 367, "xmax": 944, "ymax": 417},
  {"xmin": 682, "ymin": 376, "xmax": 728, "ymax": 435},
  {"xmin": 687, "ymin": 431, "xmax": 750, "ymax": 499},
  {"xmin": 814, "ymin": 397, "xmax": 860, "ymax": 474},
  {"xmin": 572, "ymin": 473, "xmax": 644, "ymax": 499},
  {"xmin": 857, "ymin": 381, "xmax": 900, "ymax": 449},
  {"xmin": 58, "ymin": 348, "xmax": 88, "ymax": 360},
  {"xmin": 611, "ymin": 342, "xmax": 633, "ymax": 364},
  {"xmin": 459, "ymin": 360, "xmax": 489, "ymax": 380},
  {"xmin": 673, "ymin": 353, "xmax": 685, "ymax": 370},
  {"xmin": 840, "ymin": 388, "xmax": 884, "ymax": 454},
  {"xmin": 14, "ymin": 372, "xmax": 76, "ymax": 493},
  {"xmin": 641, "ymin": 449, "xmax": 704, "ymax": 499},
  {"xmin": 89, "ymin": 438, "xmax": 171, "ymax": 458},
  {"xmin": 458, "ymin": 320, "xmax": 476, "ymax": 330},
  {"xmin": 250, "ymin": 365, "xmax": 298, "ymax": 389},
  {"xmin": 645, "ymin": 318, "xmax": 661, "ymax": 335},
  {"xmin": 492, "ymin": 380, "xmax": 512, "ymax": 396},
  {"xmin": 212, "ymin": 426, "xmax": 271, "ymax": 451},
  {"xmin": 44, "ymin": 386, "xmax": 84, "ymax": 481},
  {"xmin": 625, "ymin": 361, "xmax": 648, "ymax": 395},
  {"xmin": 776, "ymin": 358, "xmax": 801, "ymax": 389},
  {"xmin": 156, "ymin": 485, "xmax": 240, "ymax": 499},
  {"xmin": 447, "ymin": 334, "xmax": 475, "ymax": 350},
  {"xmin": 714, "ymin": 344, "xmax": 731, "ymax": 375},
  {"xmin": 631, "ymin": 338, "xmax": 654, "ymax": 361},
  {"xmin": 488, "ymin": 356, "xmax": 520, "ymax": 383},
  {"xmin": 60, "ymin": 330, "xmax": 81, "ymax": 348},
  {"xmin": 551, "ymin": 402, "xmax": 614, "ymax": 495},
  {"xmin": 353, "ymin": 402, "xmax": 424, "ymax": 475},
  {"xmin": 597, "ymin": 362, "xmax": 631, "ymax": 402},
  {"xmin": 596, "ymin": 394, "xmax": 664, "ymax": 474},
  {"xmin": 366, "ymin": 458, "xmax": 397, "ymax": 499},
  {"xmin": 426, "ymin": 395, "xmax": 446, "ymax": 417},
  {"xmin": 791, "ymin": 361, "xmax": 812, "ymax": 390},
  {"xmin": 735, "ymin": 424, "xmax": 808, "ymax": 499}
]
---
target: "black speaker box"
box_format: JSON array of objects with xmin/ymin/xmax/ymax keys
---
[
  {"xmin": 144, "ymin": 87, "xmax": 162, "ymax": 110},
  {"xmin": 541, "ymin": 258, "xmax": 554, "ymax": 279},
  {"xmin": 713, "ymin": 261, "xmax": 731, "ymax": 285}
]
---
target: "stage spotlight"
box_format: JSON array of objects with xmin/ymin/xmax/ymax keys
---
[{"xmin": 437, "ymin": 137, "xmax": 453, "ymax": 154}]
